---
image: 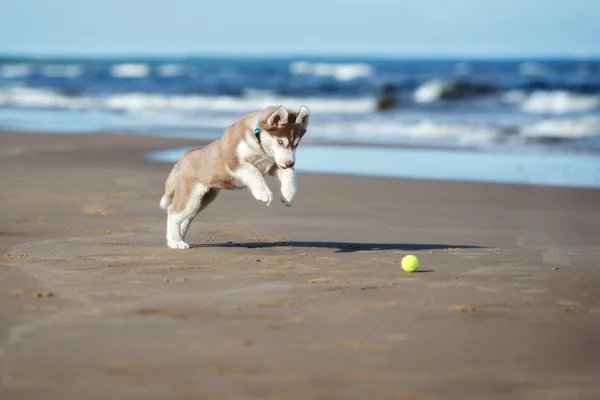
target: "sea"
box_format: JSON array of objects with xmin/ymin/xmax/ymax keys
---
[{"xmin": 2, "ymin": 55, "xmax": 600, "ymax": 188}]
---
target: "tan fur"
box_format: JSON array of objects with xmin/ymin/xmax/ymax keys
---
[{"xmin": 159, "ymin": 105, "xmax": 310, "ymax": 249}]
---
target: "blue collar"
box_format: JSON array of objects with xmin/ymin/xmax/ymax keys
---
[{"xmin": 254, "ymin": 119, "xmax": 261, "ymax": 143}]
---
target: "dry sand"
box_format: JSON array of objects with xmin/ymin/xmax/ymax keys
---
[{"xmin": 1, "ymin": 130, "xmax": 599, "ymax": 400}]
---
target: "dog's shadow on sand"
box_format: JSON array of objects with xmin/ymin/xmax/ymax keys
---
[{"xmin": 191, "ymin": 241, "xmax": 482, "ymax": 254}]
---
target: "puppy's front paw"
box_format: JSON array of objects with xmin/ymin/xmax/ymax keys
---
[
  {"xmin": 167, "ymin": 240, "xmax": 190, "ymax": 249},
  {"xmin": 280, "ymin": 195, "xmax": 294, "ymax": 207},
  {"xmin": 252, "ymin": 189, "xmax": 273, "ymax": 206},
  {"xmin": 280, "ymin": 186, "xmax": 296, "ymax": 207}
]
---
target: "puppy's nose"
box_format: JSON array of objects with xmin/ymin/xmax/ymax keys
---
[{"xmin": 285, "ymin": 161, "xmax": 295, "ymax": 168}]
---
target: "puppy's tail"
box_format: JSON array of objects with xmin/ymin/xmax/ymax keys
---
[
  {"xmin": 159, "ymin": 165, "xmax": 178, "ymax": 211},
  {"xmin": 159, "ymin": 193, "xmax": 173, "ymax": 210}
]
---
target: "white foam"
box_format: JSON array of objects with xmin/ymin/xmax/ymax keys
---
[
  {"xmin": 517, "ymin": 91, "xmax": 600, "ymax": 114},
  {"xmin": 313, "ymin": 120, "xmax": 500, "ymax": 144},
  {"xmin": 0, "ymin": 87, "xmax": 85, "ymax": 109},
  {"xmin": 413, "ymin": 79, "xmax": 447, "ymax": 103},
  {"xmin": 1, "ymin": 64, "xmax": 32, "ymax": 78},
  {"xmin": 243, "ymin": 88, "xmax": 277, "ymax": 97},
  {"xmin": 289, "ymin": 62, "xmax": 312, "ymax": 75},
  {"xmin": 105, "ymin": 93, "xmax": 205, "ymax": 112},
  {"xmin": 521, "ymin": 116, "xmax": 600, "ymax": 139},
  {"xmin": 104, "ymin": 93, "xmax": 375, "ymax": 114},
  {"xmin": 40, "ymin": 64, "xmax": 82, "ymax": 78},
  {"xmin": 501, "ymin": 90, "xmax": 527, "ymax": 105},
  {"xmin": 289, "ymin": 62, "xmax": 372, "ymax": 81},
  {"xmin": 0, "ymin": 87, "xmax": 376, "ymax": 114},
  {"xmin": 110, "ymin": 63, "xmax": 150, "ymax": 78}
]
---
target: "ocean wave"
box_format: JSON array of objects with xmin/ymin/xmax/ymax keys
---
[
  {"xmin": 519, "ymin": 62, "xmax": 552, "ymax": 77},
  {"xmin": 104, "ymin": 94, "xmax": 375, "ymax": 114},
  {"xmin": 40, "ymin": 64, "xmax": 83, "ymax": 78},
  {"xmin": 156, "ymin": 64, "xmax": 191, "ymax": 78},
  {"xmin": 0, "ymin": 87, "xmax": 88, "ymax": 109},
  {"xmin": 289, "ymin": 62, "xmax": 373, "ymax": 81},
  {"xmin": 413, "ymin": 79, "xmax": 497, "ymax": 103},
  {"xmin": 520, "ymin": 116, "xmax": 600, "ymax": 139},
  {"xmin": 0, "ymin": 86, "xmax": 376, "ymax": 114},
  {"xmin": 243, "ymin": 88, "xmax": 278, "ymax": 98},
  {"xmin": 504, "ymin": 90, "xmax": 600, "ymax": 114},
  {"xmin": 413, "ymin": 80, "xmax": 446, "ymax": 103},
  {"xmin": 110, "ymin": 63, "xmax": 150, "ymax": 78},
  {"xmin": 313, "ymin": 120, "xmax": 500, "ymax": 144},
  {"xmin": 1, "ymin": 64, "xmax": 32, "ymax": 78}
]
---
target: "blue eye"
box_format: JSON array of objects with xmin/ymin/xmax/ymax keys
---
[{"xmin": 277, "ymin": 139, "xmax": 284, "ymax": 146}]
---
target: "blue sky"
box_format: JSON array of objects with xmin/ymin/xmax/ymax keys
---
[{"xmin": 1, "ymin": 0, "xmax": 599, "ymax": 57}]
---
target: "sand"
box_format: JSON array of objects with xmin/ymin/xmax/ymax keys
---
[{"xmin": 1, "ymin": 130, "xmax": 599, "ymax": 400}]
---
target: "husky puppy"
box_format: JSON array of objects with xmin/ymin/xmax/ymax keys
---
[{"xmin": 159, "ymin": 105, "xmax": 310, "ymax": 249}]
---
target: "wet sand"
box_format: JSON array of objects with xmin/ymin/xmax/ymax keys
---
[{"xmin": 1, "ymin": 130, "xmax": 600, "ymax": 400}]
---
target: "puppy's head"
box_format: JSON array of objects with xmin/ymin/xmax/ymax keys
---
[{"xmin": 261, "ymin": 105, "xmax": 310, "ymax": 169}]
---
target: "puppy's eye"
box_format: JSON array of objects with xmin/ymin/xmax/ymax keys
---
[{"xmin": 277, "ymin": 139, "xmax": 284, "ymax": 146}]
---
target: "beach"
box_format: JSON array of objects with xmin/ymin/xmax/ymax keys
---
[{"xmin": 1, "ymin": 130, "xmax": 600, "ymax": 399}]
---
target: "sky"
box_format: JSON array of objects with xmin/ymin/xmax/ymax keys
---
[{"xmin": 1, "ymin": 0, "xmax": 599, "ymax": 58}]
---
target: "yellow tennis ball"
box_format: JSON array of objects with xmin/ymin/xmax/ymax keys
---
[{"xmin": 401, "ymin": 255, "xmax": 419, "ymax": 272}]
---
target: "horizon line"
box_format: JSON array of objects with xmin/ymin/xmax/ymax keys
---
[{"xmin": 0, "ymin": 51, "xmax": 598, "ymax": 61}]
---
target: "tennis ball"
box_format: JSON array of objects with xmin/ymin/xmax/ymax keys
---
[{"xmin": 401, "ymin": 255, "xmax": 419, "ymax": 272}]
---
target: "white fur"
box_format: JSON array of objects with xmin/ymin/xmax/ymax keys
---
[
  {"xmin": 229, "ymin": 161, "xmax": 273, "ymax": 206},
  {"xmin": 239, "ymin": 135, "xmax": 275, "ymax": 174},
  {"xmin": 159, "ymin": 195, "xmax": 171, "ymax": 210},
  {"xmin": 272, "ymin": 146, "xmax": 294, "ymax": 168},
  {"xmin": 227, "ymin": 137, "xmax": 275, "ymax": 206},
  {"xmin": 263, "ymin": 132, "xmax": 295, "ymax": 168},
  {"xmin": 276, "ymin": 167, "xmax": 296, "ymax": 206},
  {"xmin": 166, "ymin": 184, "xmax": 209, "ymax": 249}
]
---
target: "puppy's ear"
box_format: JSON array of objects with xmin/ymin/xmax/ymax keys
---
[
  {"xmin": 265, "ymin": 106, "xmax": 289, "ymax": 130},
  {"xmin": 296, "ymin": 105, "xmax": 310, "ymax": 130}
]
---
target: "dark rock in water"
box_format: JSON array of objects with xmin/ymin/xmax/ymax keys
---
[
  {"xmin": 526, "ymin": 136, "xmax": 568, "ymax": 145},
  {"xmin": 519, "ymin": 80, "xmax": 552, "ymax": 91},
  {"xmin": 377, "ymin": 97, "xmax": 398, "ymax": 111},
  {"xmin": 59, "ymin": 87, "xmax": 80, "ymax": 97},
  {"xmin": 376, "ymin": 83, "xmax": 401, "ymax": 111},
  {"xmin": 380, "ymin": 83, "xmax": 396, "ymax": 96},
  {"xmin": 499, "ymin": 127, "xmax": 520, "ymax": 136},
  {"xmin": 440, "ymin": 80, "xmax": 498, "ymax": 100}
]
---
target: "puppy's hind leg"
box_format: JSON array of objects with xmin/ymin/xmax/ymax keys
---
[
  {"xmin": 179, "ymin": 216, "xmax": 194, "ymax": 244},
  {"xmin": 166, "ymin": 184, "xmax": 209, "ymax": 249},
  {"xmin": 166, "ymin": 214, "xmax": 190, "ymax": 249},
  {"xmin": 180, "ymin": 188, "xmax": 220, "ymax": 242}
]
